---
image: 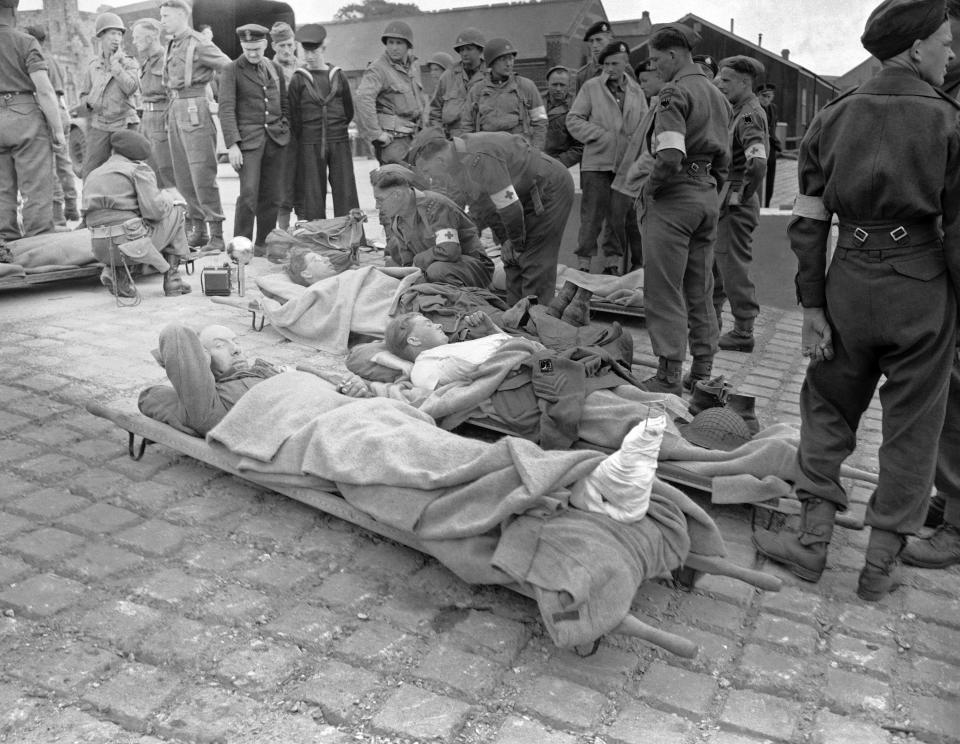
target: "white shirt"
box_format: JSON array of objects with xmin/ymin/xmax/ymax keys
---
[{"xmin": 410, "ymin": 333, "xmax": 513, "ymax": 390}]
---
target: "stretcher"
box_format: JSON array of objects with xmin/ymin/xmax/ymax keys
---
[
  {"xmin": 0, "ymin": 264, "xmax": 102, "ymax": 291},
  {"xmin": 86, "ymin": 400, "xmax": 783, "ymax": 659}
]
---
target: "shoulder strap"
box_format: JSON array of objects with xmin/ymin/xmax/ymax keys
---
[
  {"xmin": 183, "ymin": 35, "xmax": 198, "ymax": 88},
  {"xmin": 823, "ymin": 85, "xmax": 858, "ymax": 110}
]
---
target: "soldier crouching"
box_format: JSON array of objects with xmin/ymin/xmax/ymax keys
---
[{"xmin": 83, "ymin": 130, "xmax": 192, "ymax": 299}]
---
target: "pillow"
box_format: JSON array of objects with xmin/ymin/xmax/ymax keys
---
[{"xmin": 346, "ymin": 341, "xmax": 403, "ymax": 383}]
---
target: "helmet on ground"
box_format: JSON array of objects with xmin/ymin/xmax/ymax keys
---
[
  {"xmin": 381, "ymin": 20, "xmax": 413, "ymax": 47},
  {"xmin": 453, "ymin": 27, "xmax": 485, "ymax": 50},
  {"xmin": 484, "ymin": 37, "xmax": 517, "ymax": 66},
  {"xmin": 95, "ymin": 12, "xmax": 126, "ymax": 36}
]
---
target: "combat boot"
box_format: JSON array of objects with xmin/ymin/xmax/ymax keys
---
[
  {"xmin": 185, "ymin": 218, "xmax": 206, "ymax": 249},
  {"xmin": 688, "ymin": 376, "xmax": 731, "ymax": 416},
  {"xmin": 64, "ymin": 198, "xmax": 79, "ymax": 222},
  {"xmin": 99, "ymin": 266, "xmax": 137, "ymax": 298},
  {"xmin": 727, "ymin": 392, "xmax": 760, "ymax": 435},
  {"xmin": 682, "ymin": 357, "xmax": 713, "ymax": 392},
  {"xmin": 162, "ymin": 254, "xmax": 192, "ymax": 296},
  {"xmin": 857, "ymin": 529, "xmax": 905, "ymax": 601},
  {"xmin": 643, "ymin": 357, "xmax": 683, "ymax": 396},
  {"xmin": 752, "ymin": 497, "xmax": 836, "ymax": 581},
  {"xmin": 198, "ymin": 221, "xmax": 225, "ymax": 255},
  {"xmin": 901, "ymin": 523, "xmax": 960, "ymax": 569},
  {"xmin": 560, "ymin": 287, "xmax": 593, "ymax": 327},
  {"xmin": 544, "ymin": 280, "xmax": 578, "ymax": 318},
  {"xmin": 53, "ymin": 201, "xmax": 67, "ymax": 227},
  {"xmin": 719, "ymin": 318, "xmax": 756, "ymax": 352}
]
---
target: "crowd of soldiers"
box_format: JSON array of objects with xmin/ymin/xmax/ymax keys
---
[{"xmin": 2, "ymin": 0, "xmax": 959, "ymax": 593}]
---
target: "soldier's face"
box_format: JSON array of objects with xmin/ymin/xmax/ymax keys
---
[
  {"xmin": 490, "ymin": 54, "xmax": 514, "ymax": 77},
  {"xmin": 915, "ymin": 21, "xmax": 955, "ymax": 87},
  {"xmin": 547, "ymin": 72, "xmax": 569, "ymax": 98},
  {"xmin": 99, "ymin": 29, "xmax": 123, "ymax": 54},
  {"xmin": 159, "ymin": 6, "xmax": 188, "ymax": 36},
  {"xmin": 416, "ymin": 152, "xmax": 451, "ymax": 190},
  {"xmin": 758, "ymin": 89, "xmax": 774, "ymax": 105},
  {"xmin": 131, "ymin": 25, "xmax": 156, "ymax": 54},
  {"xmin": 458, "ymin": 44, "xmax": 482, "ymax": 69},
  {"xmin": 649, "ymin": 47, "xmax": 680, "ymax": 83},
  {"xmin": 241, "ymin": 39, "xmax": 267, "ymax": 64},
  {"xmin": 588, "ymin": 32, "xmax": 612, "ymax": 60},
  {"xmin": 716, "ymin": 67, "xmax": 750, "ymax": 104},
  {"xmin": 274, "ymin": 38, "xmax": 297, "ymax": 63},
  {"xmin": 638, "ymin": 70, "xmax": 662, "ymax": 98},
  {"xmin": 374, "ymin": 185, "xmax": 409, "ymax": 219},
  {"xmin": 385, "ymin": 38, "xmax": 409, "ymax": 62},
  {"xmin": 302, "ymin": 43, "xmax": 325, "ymax": 68},
  {"xmin": 200, "ymin": 327, "xmax": 248, "ymax": 376},
  {"xmin": 602, "ymin": 52, "xmax": 628, "ymax": 80}
]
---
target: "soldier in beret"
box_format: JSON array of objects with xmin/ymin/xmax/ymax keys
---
[
  {"xmin": 218, "ymin": 24, "xmax": 290, "ymax": 254},
  {"xmin": 543, "ymin": 66, "xmax": 583, "ymax": 167},
  {"xmin": 753, "ymin": 0, "xmax": 960, "ymax": 601},
  {"xmin": 575, "ymin": 20, "xmax": 637, "ymax": 92},
  {"xmin": 0, "ymin": 0, "xmax": 65, "ymax": 242},
  {"xmin": 132, "ymin": 18, "xmax": 176, "ymax": 191}
]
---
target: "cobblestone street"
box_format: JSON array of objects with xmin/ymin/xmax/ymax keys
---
[{"xmin": 1, "ymin": 160, "xmax": 958, "ymax": 744}]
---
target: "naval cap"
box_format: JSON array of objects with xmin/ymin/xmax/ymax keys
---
[
  {"xmin": 295, "ymin": 24, "xmax": 327, "ymax": 46},
  {"xmin": 236, "ymin": 23, "xmax": 269, "ymax": 42},
  {"xmin": 861, "ymin": 0, "xmax": 947, "ymax": 60}
]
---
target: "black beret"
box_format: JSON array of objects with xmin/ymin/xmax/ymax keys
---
[
  {"xmin": 296, "ymin": 23, "xmax": 326, "ymax": 46},
  {"xmin": 111, "ymin": 130, "xmax": 153, "ymax": 161},
  {"xmin": 583, "ymin": 20, "xmax": 611, "ymax": 41},
  {"xmin": 756, "ymin": 82, "xmax": 777, "ymax": 92},
  {"xmin": 635, "ymin": 58, "xmax": 656, "ymax": 73},
  {"xmin": 861, "ymin": 0, "xmax": 947, "ymax": 60},
  {"xmin": 597, "ymin": 40, "xmax": 630, "ymax": 65},
  {"xmin": 693, "ymin": 54, "xmax": 719, "ymax": 76},
  {"xmin": 236, "ymin": 23, "xmax": 269, "ymax": 42}
]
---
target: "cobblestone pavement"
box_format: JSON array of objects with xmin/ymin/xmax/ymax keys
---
[{"xmin": 1, "ymin": 161, "xmax": 958, "ymax": 744}]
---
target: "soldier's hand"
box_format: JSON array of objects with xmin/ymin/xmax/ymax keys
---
[
  {"xmin": 227, "ymin": 144, "xmax": 243, "ymax": 171},
  {"xmin": 500, "ymin": 240, "xmax": 520, "ymax": 268},
  {"xmin": 374, "ymin": 132, "xmax": 393, "ymax": 145},
  {"xmin": 50, "ymin": 131, "xmax": 67, "ymax": 153},
  {"xmin": 801, "ymin": 307, "xmax": 834, "ymax": 364}
]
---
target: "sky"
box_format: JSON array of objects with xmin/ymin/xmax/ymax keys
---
[{"xmin": 26, "ymin": 0, "xmax": 877, "ymax": 77}]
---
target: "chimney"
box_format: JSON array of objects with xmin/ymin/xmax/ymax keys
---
[
  {"xmin": 757, "ymin": 33, "xmax": 763, "ymax": 47},
  {"xmin": 781, "ymin": 48, "xmax": 790, "ymax": 60},
  {"xmin": 730, "ymin": 18, "xmax": 734, "ymax": 33}
]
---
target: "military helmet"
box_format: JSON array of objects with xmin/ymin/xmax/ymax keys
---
[
  {"xmin": 483, "ymin": 37, "xmax": 517, "ymax": 66},
  {"xmin": 428, "ymin": 51, "xmax": 455, "ymax": 70},
  {"xmin": 453, "ymin": 27, "xmax": 485, "ymax": 51},
  {"xmin": 95, "ymin": 12, "xmax": 126, "ymax": 36},
  {"xmin": 381, "ymin": 20, "xmax": 413, "ymax": 47}
]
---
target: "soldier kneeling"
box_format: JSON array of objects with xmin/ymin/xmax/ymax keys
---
[{"xmin": 83, "ymin": 130, "xmax": 192, "ymax": 298}]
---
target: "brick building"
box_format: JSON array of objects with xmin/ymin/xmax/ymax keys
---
[{"xmin": 17, "ymin": 0, "xmax": 97, "ymax": 106}]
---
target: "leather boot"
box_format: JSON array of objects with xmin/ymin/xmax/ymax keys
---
[
  {"xmin": 64, "ymin": 198, "xmax": 79, "ymax": 221},
  {"xmin": 185, "ymin": 218, "xmax": 206, "ymax": 249},
  {"xmin": 752, "ymin": 497, "xmax": 836, "ymax": 581},
  {"xmin": 162, "ymin": 254, "xmax": 192, "ymax": 296},
  {"xmin": 99, "ymin": 265, "xmax": 137, "ymax": 298},
  {"xmin": 719, "ymin": 318, "xmax": 756, "ymax": 352},
  {"xmin": 643, "ymin": 357, "xmax": 683, "ymax": 396},
  {"xmin": 901, "ymin": 523, "xmax": 960, "ymax": 569},
  {"xmin": 199, "ymin": 221, "xmax": 225, "ymax": 255},
  {"xmin": 544, "ymin": 280, "xmax": 578, "ymax": 318},
  {"xmin": 727, "ymin": 392, "xmax": 760, "ymax": 435},
  {"xmin": 277, "ymin": 209, "xmax": 291, "ymax": 232},
  {"xmin": 688, "ymin": 375, "xmax": 732, "ymax": 416},
  {"xmin": 560, "ymin": 287, "xmax": 593, "ymax": 327},
  {"xmin": 53, "ymin": 201, "xmax": 67, "ymax": 227},
  {"xmin": 682, "ymin": 357, "xmax": 713, "ymax": 392},
  {"xmin": 857, "ymin": 529, "xmax": 905, "ymax": 601}
]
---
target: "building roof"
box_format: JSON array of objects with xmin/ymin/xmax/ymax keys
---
[
  {"xmin": 320, "ymin": 0, "xmax": 606, "ymax": 71},
  {"xmin": 829, "ymin": 57, "xmax": 881, "ymax": 89}
]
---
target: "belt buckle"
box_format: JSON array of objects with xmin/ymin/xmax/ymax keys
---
[
  {"xmin": 853, "ymin": 227, "xmax": 869, "ymax": 245},
  {"xmin": 889, "ymin": 225, "xmax": 907, "ymax": 243}
]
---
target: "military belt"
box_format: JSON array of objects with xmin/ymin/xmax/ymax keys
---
[
  {"xmin": 837, "ymin": 220, "xmax": 940, "ymax": 251},
  {"xmin": 142, "ymin": 101, "xmax": 168, "ymax": 111},
  {"xmin": 89, "ymin": 224, "xmax": 130, "ymax": 239},
  {"xmin": 378, "ymin": 113, "xmax": 419, "ymax": 135},
  {"xmin": 682, "ymin": 158, "xmax": 712, "ymax": 177},
  {"xmin": 168, "ymin": 87, "xmax": 206, "ymax": 99},
  {"xmin": 0, "ymin": 92, "xmax": 36, "ymax": 103}
]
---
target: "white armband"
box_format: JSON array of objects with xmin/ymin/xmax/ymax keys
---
[
  {"xmin": 435, "ymin": 228, "xmax": 460, "ymax": 244},
  {"xmin": 792, "ymin": 194, "xmax": 831, "ymax": 221},
  {"xmin": 490, "ymin": 186, "xmax": 520, "ymax": 209},
  {"xmin": 655, "ymin": 131, "xmax": 686, "ymax": 154},
  {"xmin": 530, "ymin": 105, "xmax": 547, "ymax": 121},
  {"xmin": 745, "ymin": 142, "xmax": 767, "ymax": 160}
]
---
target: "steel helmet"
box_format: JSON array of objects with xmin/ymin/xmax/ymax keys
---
[
  {"xmin": 453, "ymin": 27, "xmax": 485, "ymax": 51},
  {"xmin": 95, "ymin": 12, "xmax": 126, "ymax": 36},
  {"xmin": 428, "ymin": 51, "xmax": 455, "ymax": 70},
  {"xmin": 381, "ymin": 20, "xmax": 413, "ymax": 47},
  {"xmin": 483, "ymin": 37, "xmax": 517, "ymax": 66}
]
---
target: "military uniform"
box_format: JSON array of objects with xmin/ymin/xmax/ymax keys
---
[
  {"xmin": 544, "ymin": 89, "xmax": 582, "ymax": 167},
  {"xmin": 219, "ymin": 53, "xmax": 290, "ymax": 246},
  {"xmin": 163, "ymin": 25, "xmax": 231, "ymax": 234},
  {"xmin": 355, "ymin": 51, "xmax": 425, "ymax": 164},
  {"xmin": 786, "ymin": 67, "xmax": 960, "ymax": 537},
  {"xmin": 138, "ymin": 46, "xmax": 175, "ymax": 189},
  {"xmin": 445, "ymin": 132, "xmax": 574, "ymax": 305},
  {"xmin": 386, "ymin": 189, "xmax": 494, "ymax": 287},
  {"xmin": 78, "ymin": 49, "xmax": 140, "ymax": 179},
  {"xmin": 641, "ymin": 61, "xmax": 732, "ymax": 369},
  {"xmin": 429, "ymin": 60, "xmax": 485, "ymax": 137},
  {"xmin": 575, "ymin": 58, "xmax": 636, "ymax": 93},
  {"xmin": 45, "ymin": 53, "xmax": 78, "ymax": 217},
  {"xmin": 759, "ymin": 93, "xmax": 780, "ymax": 207},
  {"xmin": 0, "ymin": 20, "xmax": 54, "ymax": 241},
  {"xmin": 462, "ymin": 73, "xmax": 547, "ymax": 150},
  {"xmin": 713, "ymin": 92, "xmax": 767, "ymax": 329}
]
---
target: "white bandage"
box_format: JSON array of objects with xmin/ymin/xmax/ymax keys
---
[
  {"xmin": 655, "ymin": 131, "xmax": 686, "ymax": 154},
  {"xmin": 793, "ymin": 194, "xmax": 831, "ymax": 221},
  {"xmin": 745, "ymin": 142, "xmax": 767, "ymax": 160},
  {"xmin": 530, "ymin": 105, "xmax": 547, "ymax": 121},
  {"xmin": 435, "ymin": 228, "xmax": 460, "ymax": 244},
  {"xmin": 490, "ymin": 186, "xmax": 520, "ymax": 209}
]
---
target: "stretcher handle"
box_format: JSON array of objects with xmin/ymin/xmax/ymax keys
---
[
  {"xmin": 615, "ymin": 615, "xmax": 698, "ymax": 658},
  {"xmin": 684, "ymin": 554, "xmax": 782, "ymax": 592},
  {"xmin": 839, "ymin": 464, "xmax": 879, "ymax": 486}
]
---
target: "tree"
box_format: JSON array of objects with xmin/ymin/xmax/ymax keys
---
[{"xmin": 334, "ymin": 0, "xmax": 422, "ymax": 21}]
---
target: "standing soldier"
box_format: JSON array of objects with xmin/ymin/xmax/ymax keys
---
[
  {"xmin": 159, "ymin": 0, "xmax": 231, "ymax": 254},
  {"xmin": 463, "ymin": 38, "xmax": 546, "ymax": 150},
  {"xmin": 78, "ymin": 13, "xmax": 140, "ymax": 180},
  {"xmin": 712, "ymin": 55, "xmax": 768, "ymax": 351},
  {"xmin": 639, "ymin": 24, "xmax": 732, "ymax": 395},
  {"xmin": 270, "ymin": 21, "xmax": 299, "ymax": 230},
  {"xmin": 0, "ymin": 0, "xmax": 64, "ymax": 243},
  {"xmin": 355, "ymin": 20, "xmax": 425, "ymax": 165},
  {"xmin": 426, "ymin": 52, "xmax": 454, "ymax": 88},
  {"xmin": 566, "ymin": 41, "xmax": 647, "ymax": 275},
  {"xmin": 543, "ymin": 66, "xmax": 582, "ymax": 167},
  {"xmin": 271, "ymin": 22, "xmax": 300, "ymax": 84},
  {"xmin": 756, "ymin": 82, "xmax": 780, "ymax": 207},
  {"xmin": 754, "ymin": 0, "xmax": 960, "ymax": 602},
  {"xmin": 219, "ymin": 24, "xmax": 290, "ymax": 254},
  {"xmin": 429, "ymin": 28, "xmax": 486, "ymax": 138},
  {"xmin": 131, "ymin": 18, "xmax": 175, "ymax": 190},
  {"xmin": 411, "ymin": 128, "xmax": 574, "ymax": 305},
  {"xmin": 575, "ymin": 21, "xmax": 636, "ymax": 91},
  {"xmin": 287, "ymin": 23, "xmax": 359, "ymax": 221}
]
